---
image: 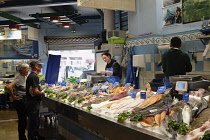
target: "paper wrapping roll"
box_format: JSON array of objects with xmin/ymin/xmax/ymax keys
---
[{"xmin": 158, "ymin": 44, "xmax": 170, "ymax": 50}]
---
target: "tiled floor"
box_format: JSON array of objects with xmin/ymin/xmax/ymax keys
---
[{"xmin": 0, "ymin": 106, "xmax": 66, "ymax": 140}]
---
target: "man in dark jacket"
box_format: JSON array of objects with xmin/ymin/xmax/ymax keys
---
[
  {"xmin": 25, "ymin": 60, "xmax": 45, "ymax": 140},
  {"xmin": 162, "ymin": 37, "xmax": 192, "ymax": 88}
]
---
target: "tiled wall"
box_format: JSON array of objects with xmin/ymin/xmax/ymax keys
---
[
  {"xmin": 127, "ymin": 30, "xmax": 210, "ymax": 89},
  {"xmin": 0, "ymin": 59, "xmax": 30, "ymax": 75}
]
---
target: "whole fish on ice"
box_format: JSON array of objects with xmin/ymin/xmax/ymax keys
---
[{"xmin": 182, "ymin": 104, "xmax": 192, "ymax": 125}]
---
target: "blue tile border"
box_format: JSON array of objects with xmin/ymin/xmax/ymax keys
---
[
  {"xmin": 146, "ymin": 63, "xmax": 151, "ymax": 71},
  {"xmin": 126, "ymin": 30, "xmax": 202, "ymax": 47},
  {"xmin": 195, "ymin": 61, "xmax": 204, "ymax": 71},
  {"xmin": 155, "ymin": 63, "xmax": 162, "ymax": 71}
]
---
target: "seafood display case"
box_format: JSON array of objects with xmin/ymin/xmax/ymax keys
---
[
  {"xmin": 42, "ymin": 82, "xmax": 169, "ymax": 140},
  {"xmin": 42, "ymin": 97, "xmax": 168, "ymax": 140},
  {"xmin": 42, "ymin": 75, "xmax": 210, "ymax": 140}
]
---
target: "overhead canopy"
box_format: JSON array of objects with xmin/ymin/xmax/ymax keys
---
[
  {"xmin": 77, "ymin": 0, "xmax": 136, "ymax": 12},
  {"xmin": 44, "ymin": 35, "xmax": 99, "ymax": 50}
]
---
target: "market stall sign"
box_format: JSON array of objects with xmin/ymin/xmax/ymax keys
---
[
  {"xmin": 113, "ymin": 82, "xmax": 119, "ymax": 86},
  {"xmin": 92, "ymin": 86, "xmax": 99, "ymax": 90},
  {"xmin": 77, "ymin": 0, "xmax": 136, "ymax": 12},
  {"xmin": 101, "ymin": 85, "xmax": 108, "ymax": 90},
  {"xmin": 69, "ymin": 57, "xmax": 82, "ymax": 60},
  {"xmin": 182, "ymin": 93, "xmax": 189, "ymax": 102},
  {"xmin": 124, "ymin": 83, "xmax": 131, "ymax": 88},
  {"xmin": 156, "ymin": 86, "xmax": 166, "ymax": 94}
]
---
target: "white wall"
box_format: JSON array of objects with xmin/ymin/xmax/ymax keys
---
[{"xmin": 128, "ymin": 0, "xmax": 163, "ymax": 36}]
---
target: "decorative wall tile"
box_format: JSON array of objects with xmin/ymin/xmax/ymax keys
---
[
  {"xmin": 155, "ymin": 63, "xmax": 162, "ymax": 71},
  {"xmin": 196, "ymin": 52, "xmax": 203, "ymax": 61},
  {"xmin": 204, "ymin": 61, "xmax": 210, "ymax": 71},
  {"xmin": 188, "ymin": 72, "xmax": 196, "ymax": 75},
  {"xmin": 195, "ymin": 71, "xmax": 204, "ymax": 75},
  {"xmin": 195, "ymin": 61, "xmax": 204, "ymax": 71},
  {"xmin": 145, "ymin": 54, "xmax": 151, "ymax": 62},
  {"xmin": 146, "ymin": 63, "xmax": 151, "ymax": 71},
  {"xmin": 154, "ymin": 37, "xmax": 170, "ymax": 44},
  {"xmin": 155, "ymin": 71, "xmax": 164, "ymax": 74},
  {"xmin": 151, "ymin": 54, "xmax": 154, "ymax": 63},
  {"xmin": 204, "ymin": 71, "xmax": 210, "ymax": 75},
  {"xmin": 127, "ymin": 30, "xmax": 202, "ymax": 47},
  {"xmin": 145, "ymin": 71, "xmax": 155, "ymax": 79},
  {"xmin": 191, "ymin": 62, "xmax": 195, "ymax": 72},
  {"xmin": 155, "ymin": 54, "xmax": 161, "ymax": 63},
  {"xmin": 139, "ymin": 70, "xmax": 146, "ymax": 78},
  {"xmin": 151, "ymin": 63, "xmax": 154, "ymax": 72},
  {"xmin": 134, "ymin": 45, "xmax": 155, "ymax": 54}
]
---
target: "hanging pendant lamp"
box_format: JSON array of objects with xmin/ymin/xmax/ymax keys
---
[
  {"xmin": 50, "ymin": 17, "xmax": 60, "ymax": 22},
  {"xmin": 9, "ymin": 24, "xmax": 20, "ymax": 30},
  {"xmin": 62, "ymin": 23, "xmax": 71, "ymax": 28}
]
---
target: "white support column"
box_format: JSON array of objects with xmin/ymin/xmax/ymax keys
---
[{"xmin": 104, "ymin": 9, "xmax": 115, "ymax": 32}]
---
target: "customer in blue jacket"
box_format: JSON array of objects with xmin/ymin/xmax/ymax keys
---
[
  {"xmin": 100, "ymin": 52, "xmax": 122, "ymax": 84},
  {"xmin": 162, "ymin": 36, "xmax": 192, "ymax": 88}
]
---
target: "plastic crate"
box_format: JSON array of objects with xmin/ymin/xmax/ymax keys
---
[{"xmin": 108, "ymin": 38, "xmax": 126, "ymax": 44}]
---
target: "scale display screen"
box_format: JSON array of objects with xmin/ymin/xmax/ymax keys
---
[
  {"xmin": 177, "ymin": 83, "xmax": 185, "ymax": 89},
  {"xmin": 175, "ymin": 81, "xmax": 188, "ymax": 92}
]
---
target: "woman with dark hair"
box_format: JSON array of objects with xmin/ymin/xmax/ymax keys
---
[{"xmin": 100, "ymin": 52, "xmax": 122, "ymax": 84}]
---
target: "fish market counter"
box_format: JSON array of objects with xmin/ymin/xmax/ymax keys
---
[{"xmin": 42, "ymin": 97, "xmax": 169, "ymax": 140}]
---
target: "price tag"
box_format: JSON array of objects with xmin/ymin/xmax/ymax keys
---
[
  {"xmin": 101, "ymin": 85, "xmax": 108, "ymax": 89},
  {"xmin": 61, "ymin": 81, "xmax": 67, "ymax": 86},
  {"xmin": 124, "ymin": 83, "xmax": 131, "ymax": 88},
  {"xmin": 113, "ymin": 82, "xmax": 119, "ymax": 86},
  {"xmin": 156, "ymin": 86, "xmax": 166, "ymax": 94},
  {"xmin": 182, "ymin": 93, "xmax": 189, "ymax": 102},
  {"xmin": 104, "ymin": 81, "xmax": 109, "ymax": 85},
  {"xmin": 140, "ymin": 91, "xmax": 146, "ymax": 99},
  {"xmin": 131, "ymin": 92, "xmax": 137, "ymax": 99},
  {"xmin": 85, "ymin": 83, "xmax": 89, "ymax": 89},
  {"xmin": 92, "ymin": 86, "xmax": 99, "ymax": 91}
]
